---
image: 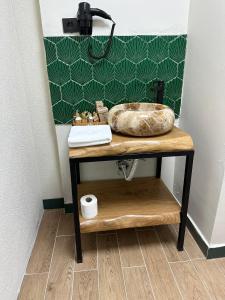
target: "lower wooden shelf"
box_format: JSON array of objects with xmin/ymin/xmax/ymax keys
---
[{"xmin": 78, "ymin": 177, "xmax": 180, "ymax": 233}]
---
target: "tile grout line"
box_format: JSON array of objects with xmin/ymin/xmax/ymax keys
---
[
  {"xmin": 43, "ymin": 212, "xmax": 61, "ymax": 300},
  {"xmin": 70, "ymin": 266, "xmax": 75, "ymax": 300},
  {"xmin": 154, "ymin": 229, "xmax": 184, "ymax": 300},
  {"xmin": 189, "ymin": 259, "xmax": 213, "ymax": 299},
  {"xmin": 70, "ymin": 237, "xmax": 76, "ymax": 300},
  {"xmin": 190, "ymin": 257, "xmax": 206, "ymax": 262},
  {"xmin": 116, "ymin": 232, "xmax": 128, "ymax": 300},
  {"xmin": 25, "ymin": 272, "xmax": 49, "ymax": 276},
  {"xmin": 96, "ymin": 233, "xmax": 100, "ymax": 300},
  {"xmin": 169, "ymin": 260, "xmax": 193, "ymax": 264},
  {"xmin": 20, "ymin": 211, "xmax": 46, "ymax": 290},
  {"xmin": 135, "ymin": 230, "xmax": 156, "ymax": 300},
  {"xmin": 122, "ymin": 265, "xmax": 146, "ymax": 269},
  {"xmin": 74, "ymin": 268, "xmax": 98, "ymax": 273}
]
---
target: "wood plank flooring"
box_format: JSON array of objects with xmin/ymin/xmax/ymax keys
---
[
  {"xmin": 26, "ymin": 209, "xmax": 61, "ymax": 273},
  {"xmin": 45, "ymin": 236, "xmax": 74, "ymax": 300},
  {"xmin": 18, "ymin": 273, "xmax": 48, "ymax": 300},
  {"xmin": 19, "ymin": 210, "xmax": 225, "ymax": 300},
  {"xmin": 73, "ymin": 270, "xmax": 98, "ymax": 300}
]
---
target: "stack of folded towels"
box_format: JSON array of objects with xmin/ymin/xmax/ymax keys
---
[{"xmin": 68, "ymin": 125, "xmax": 112, "ymax": 148}]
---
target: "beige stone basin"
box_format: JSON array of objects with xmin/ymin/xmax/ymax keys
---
[{"xmin": 108, "ymin": 103, "xmax": 175, "ymax": 137}]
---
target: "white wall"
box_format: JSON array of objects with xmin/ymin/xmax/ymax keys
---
[
  {"xmin": 211, "ymin": 174, "xmax": 225, "ymax": 246},
  {"xmin": 14, "ymin": 0, "xmax": 63, "ymax": 200},
  {"xmin": 174, "ymin": 0, "xmax": 225, "ymax": 246},
  {"xmin": 40, "ymin": 0, "xmax": 190, "ymax": 36},
  {"xmin": 0, "ymin": 0, "xmax": 62, "ymax": 298}
]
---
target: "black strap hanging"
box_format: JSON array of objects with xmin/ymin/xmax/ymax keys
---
[
  {"xmin": 88, "ymin": 20, "xmax": 116, "ymax": 60},
  {"xmin": 62, "ymin": 2, "xmax": 116, "ymax": 60}
]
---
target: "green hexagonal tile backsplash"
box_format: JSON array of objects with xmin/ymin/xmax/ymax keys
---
[{"xmin": 44, "ymin": 35, "xmax": 186, "ymax": 124}]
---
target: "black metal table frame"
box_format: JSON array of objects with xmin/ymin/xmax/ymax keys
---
[{"xmin": 69, "ymin": 150, "xmax": 194, "ymax": 263}]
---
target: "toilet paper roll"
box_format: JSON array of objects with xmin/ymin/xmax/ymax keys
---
[{"xmin": 80, "ymin": 194, "xmax": 98, "ymax": 219}]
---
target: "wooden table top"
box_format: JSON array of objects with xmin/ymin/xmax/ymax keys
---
[{"xmin": 69, "ymin": 126, "xmax": 194, "ymax": 159}]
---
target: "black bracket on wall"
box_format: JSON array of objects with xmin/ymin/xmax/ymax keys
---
[
  {"xmin": 62, "ymin": 2, "xmax": 113, "ymax": 35},
  {"xmin": 62, "ymin": 18, "xmax": 80, "ymax": 33}
]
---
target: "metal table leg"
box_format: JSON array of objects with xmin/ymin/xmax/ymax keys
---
[
  {"xmin": 76, "ymin": 162, "xmax": 80, "ymax": 184},
  {"xmin": 69, "ymin": 158, "xmax": 83, "ymax": 263},
  {"xmin": 177, "ymin": 151, "xmax": 194, "ymax": 250},
  {"xmin": 155, "ymin": 80, "xmax": 164, "ymax": 179},
  {"xmin": 156, "ymin": 157, "xmax": 162, "ymax": 178}
]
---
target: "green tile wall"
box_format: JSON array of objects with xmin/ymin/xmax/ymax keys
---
[{"xmin": 44, "ymin": 35, "xmax": 186, "ymax": 124}]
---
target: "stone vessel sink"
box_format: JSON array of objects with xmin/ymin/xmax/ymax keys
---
[{"xmin": 108, "ymin": 103, "xmax": 175, "ymax": 137}]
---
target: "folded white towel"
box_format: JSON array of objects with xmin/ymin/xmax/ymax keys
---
[{"xmin": 68, "ymin": 125, "xmax": 112, "ymax": 148}]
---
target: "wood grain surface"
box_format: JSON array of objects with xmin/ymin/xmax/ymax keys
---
[
  {"xmin": 19, "ymin": 209, "xmax": 225, "ymax": 300},
  {"xmin": 117, "ymin": 229, "xmax": 144, "ymax": 267},
  {"xmin": 138, "ymin": 230, "xmax": 182, "ymax": 299},
  {"xmin": 193, "ymin": 259, "xmax": 225, "ymax": 299},
  {"xmin": 97, "ymin": 234, "xmax": 126, "ymax": 300},
  {"xmin": 69, "ymin": 126, "xmax": 193, "ymax": 158},
  {"xmin": 123, "ymin": 267, "xmax": 154, "ymax": 300},
  {"xmin": 170, "ymin": 261, "xmax": 210, "ymax": 299},
  {"xmin": 78, "ymin": 178, "xmax": 180, "ymax": 233},
  {"xmin": 57, "ymin": 213, "xmax": 74, "ymax": 236},
  {"xmin": 18, "ymin": 273, "xmax": 48, "ymax": 300},
  {"xmin": 26, "ymin": 210, "xmax": 60, "ymax": 274},
  {"xmin": 45, "ymin": 236, "xmax": 74, "ymax": 300},
  {"xmin": 73, "ymin": 270, "xmax": 98, "ymax": 300}
]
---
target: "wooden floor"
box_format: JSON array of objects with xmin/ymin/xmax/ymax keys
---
[{"xmin": 18, "ymin": 209, "xmax": 225, "ymax": 300}]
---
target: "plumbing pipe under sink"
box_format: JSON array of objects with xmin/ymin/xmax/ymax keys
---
[{"xmin": 118, "ymin": 159, "xmax": 139, "ymax": 181}]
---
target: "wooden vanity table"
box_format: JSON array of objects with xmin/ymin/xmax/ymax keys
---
[{"xmin": 69, "ymin": 126, "xmax": 194, "ymax": 263}]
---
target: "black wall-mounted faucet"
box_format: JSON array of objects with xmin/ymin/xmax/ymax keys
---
[{"xmin": 155, "ymin": 80, "xmax": 165, "ymax": 104}]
